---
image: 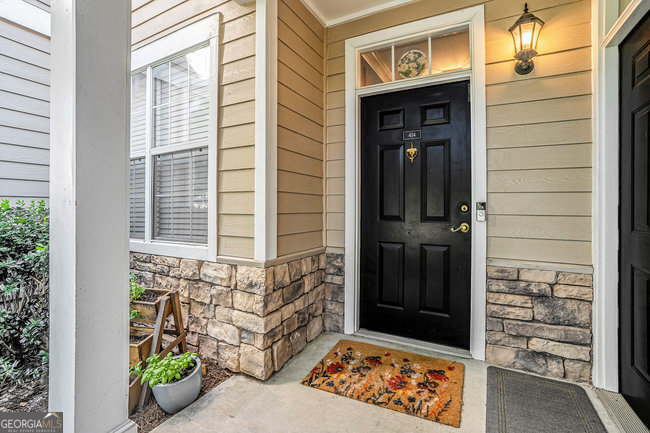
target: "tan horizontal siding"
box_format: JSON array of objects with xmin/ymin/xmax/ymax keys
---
[
  {"xmin": 487, "ymin": 119, "xmax": 592, "ymax": 149},
  {"xmin": 132, "ymin": 0, "xmax": 256, "ymax": 258},
  {"xmin": 219, "ymin": 214, "xmax": 254, "ymax": 237},
  {"xmin": 486, "ymin": 47, "xmax": 591, "ymax": 85},
  {"xmin": 488, "ymin": 144, "xmax": 591, "ymax": 170},
  {"xmin": 486, "ymin": 72, "xmax": 591, "ymax": 106},
  {"xmin": 276, "ymin": 0, "xmax": 325, "ymax": 258},
  {"xmin": 278, "ymin": 192, "xmax": 323, "ymax": 214},
  {"xmin": 487, "ymin": 192, "xmax": 591, "ymax": 216},
  {"xmin": 488, "ymin": 238, "xmax": 592, "ymax": 266},
  {"xmin": 487, "ymin": 215, "xmax": 591, "ymax": 241},
  {"xmin": 278, "ymin": 148, "xmax": 323, "ymax": 176},
  {"xmin": 325, "ymin": 0, "xmax": 593, "ymax": 267},
  {"xmin": 488, "ymin": 168, "xmax": 592, "ymax": 193}
]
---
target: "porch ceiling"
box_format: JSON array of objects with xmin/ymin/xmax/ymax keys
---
[{"xmin": 301, "ymin": 0, "xmax": 419, "ymax": 26}]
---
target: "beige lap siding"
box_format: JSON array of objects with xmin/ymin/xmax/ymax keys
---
[
  {"xmin": 276, "ymin": 0, "xmax": 326, "ymax": 258},
  {"xmin": 325, "ymin": 0, "xmax": 593, "ymax": 269},
  {"xmin": 132, "ymin": 0, "xmax": 257, "ymax": 259}
]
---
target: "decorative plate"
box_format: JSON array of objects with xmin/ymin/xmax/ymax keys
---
[{"xmin": 397, "ymin": 49, "xmax": 427, "ymax": 79}]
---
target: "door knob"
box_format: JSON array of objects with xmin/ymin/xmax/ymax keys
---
[{"xmin": 450, "ymin": 223, "xmax": 470, "ymax": 233}]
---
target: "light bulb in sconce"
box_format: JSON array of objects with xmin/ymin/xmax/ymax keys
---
[{"xmin": 508, "ymin": 3, "xmax": 545, "ymax": 75}]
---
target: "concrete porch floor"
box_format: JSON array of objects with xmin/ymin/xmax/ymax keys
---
[{"xmin": 151, "ymin": 332, "xmax": 621, "ymax": 433}]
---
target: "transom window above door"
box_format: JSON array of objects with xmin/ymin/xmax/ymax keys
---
[
  {"xmin": 358, "ymin": 28, "xmax": 470, "ymax": 88},
  {"xmin": 129, "ymin": 14, "xmax": 219, "ymax": 261}
]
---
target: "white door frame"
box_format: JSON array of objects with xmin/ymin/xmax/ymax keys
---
[
  {"xmin": 343, "ymin": 5, "xmax": 488, "ymax": 360},
  {"xmin": 592, "ymin": 0, "xmax": 650, "ymax": 391}
]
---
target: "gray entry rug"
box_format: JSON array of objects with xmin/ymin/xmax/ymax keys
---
[{"xmin": 486, "ymin": 367, "xmax": 607, "ymax": 433}]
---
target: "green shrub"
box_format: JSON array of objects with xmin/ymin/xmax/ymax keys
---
[{"xmin": 0, "ymin": 199, "xmax": 49, "ymax": 389}]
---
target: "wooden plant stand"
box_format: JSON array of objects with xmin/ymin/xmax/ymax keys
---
[
  {"xmin": 128, "ymin": 290, "xmax": 188, "ymax": 414},
  {"xmin": 129, "ymin": 327, "xmax": 154, "ymax": 368},
  {"xmin": 129, "ymin": 288, "xmax": 171, "ymax": 369}
]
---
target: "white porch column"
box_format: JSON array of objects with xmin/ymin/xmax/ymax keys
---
[{"xmin": 49, "ymin": 0, "xmax": 135, "ymax": 432}]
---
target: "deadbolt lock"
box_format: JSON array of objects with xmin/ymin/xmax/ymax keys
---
[{"xmin": 460, "ymin": 204, "xmax": 469, "ymax": 212}]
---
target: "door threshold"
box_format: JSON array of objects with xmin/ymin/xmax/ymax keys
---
[
  {"xmin": 594, "ymin": 388, "xmax": 649, "ymax": 433},
  {"xmin": 354, "ymin": 329, "xmax": 472, "ymax": 359}
]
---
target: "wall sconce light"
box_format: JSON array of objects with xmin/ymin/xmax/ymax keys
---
[{"xmin": 509, "ymin": 3, "xmax": 544, "ymax": 75}]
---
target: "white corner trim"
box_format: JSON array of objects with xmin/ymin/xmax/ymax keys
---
[
  {"xmin": 602, "ymin": 0, "xmax": 650, "ymax": 47},
  {"xmin": 343, "ymin": 5, "xmax": 487, "ymax": 361},
  {"xmin": 254, "ymin": 0, "xmax": 278, "ymax": 262},
  {"xmin": 131, "ymin": 13, "xmax": 220, "ymax": 71},
  {"xmin": 0, "ymin": 0, "xmax": 50, "ymax": 36}
]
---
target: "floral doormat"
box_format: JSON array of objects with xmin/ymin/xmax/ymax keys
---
[{"xmin": 301, "ymin": 340, "xmax": 465, "ymax": 427}]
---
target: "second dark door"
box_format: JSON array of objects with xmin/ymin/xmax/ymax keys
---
[
  {"xmin": 619, "ymin": 11, "xmax": 650, "ymax": 428},
  {"xmin": 360, "ymin": 81, "xmax": 472, "ymax": 349}
]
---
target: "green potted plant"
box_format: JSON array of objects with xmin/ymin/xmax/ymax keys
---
[{"xmin": 130, "ymin": 352, "xmax": 202, "ymax": 414}]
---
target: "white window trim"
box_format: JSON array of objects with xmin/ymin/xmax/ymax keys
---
[
  {"xmin": 130, "ymin": 13, "xmax": 220, "ymax": 261},
  {"xmin": 343, "ymin": 5, "xmax": 487, "ymax": 360}
]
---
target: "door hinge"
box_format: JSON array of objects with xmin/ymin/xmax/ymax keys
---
[{"xmin": 468, "ymin": 82, "xmax": 471, "ymax": 102}]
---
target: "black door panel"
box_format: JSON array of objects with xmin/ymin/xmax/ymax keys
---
[
  {"xmin": 620, "ymin": 11, "xmax": 650, "ymax": 428},
  {"xmin": 360, "ymin": 81, "xmax": 471, "ymax": 348}
]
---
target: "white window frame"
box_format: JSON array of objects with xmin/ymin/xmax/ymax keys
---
[
  {"xmin": 356, "ymin": 28, "xmax": 472, "ymax": 89},
  {"xmin": 129, "ymin": 14, "xmax": 220, "ymax": 261}
]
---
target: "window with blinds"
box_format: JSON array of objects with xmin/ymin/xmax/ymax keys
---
[
  {"xmin": 129, "ymin": 43, "xmax": 214, "ymax": 248},
  {"xmin": 153, "ymin": 148, "xmax": 208, "ymax": 243},
  {"xmin": 130, "ymin": 157, "xmax": 145, "ymax": 239},
  {"xmin": 131, "ymin": 72, "xmax": 147, "ymax": 155}
]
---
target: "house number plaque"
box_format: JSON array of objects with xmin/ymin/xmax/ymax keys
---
[{"xmin": 402, "ymin": 129, "xmax": 421, "ymax": 140}]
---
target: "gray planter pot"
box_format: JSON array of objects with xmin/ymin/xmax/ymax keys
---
[{"xmin": 151, "ymin": 355, "xmax": 202, "ymax": 414}]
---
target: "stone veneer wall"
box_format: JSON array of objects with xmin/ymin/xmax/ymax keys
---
[
  {"xmin": 130, "ymin": 252, "xmax": 327, "ymax": 380},
  {"xmin": 323, "ymin": 253, "xmax": 345, "ymax": 332},
  {"xmin": 485, "ymin": 266, "xmax": 594, "ymax": 382}
]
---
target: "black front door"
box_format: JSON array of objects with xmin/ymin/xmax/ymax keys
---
[
  {"xmin": 360, "ymin": 81, "xmax": 471, "ymax": 349},
  {"xmin": 620, "ymin": 12, "xmax": 650, "ymax": 428}
]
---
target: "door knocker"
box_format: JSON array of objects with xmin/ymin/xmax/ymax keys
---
[{"xmin": 406, "ymin": 142, "xmax": 418, "ymax": 164}]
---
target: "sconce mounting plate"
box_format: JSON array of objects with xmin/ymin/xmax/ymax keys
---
[{"xmin": 515, "ymin": 59, "xmax": 534, "ymax": 75}]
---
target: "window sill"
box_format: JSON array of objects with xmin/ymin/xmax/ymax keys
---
[{"xmin": 130, "ymin": 239, "xmax": 215, "ymax": 261}]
